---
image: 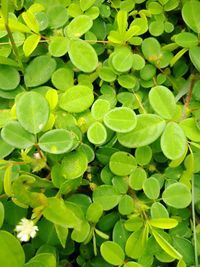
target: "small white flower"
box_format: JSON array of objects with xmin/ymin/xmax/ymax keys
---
[{"xmin": 15, "ymin": 218, "xmax": 38, "ymax": 242}]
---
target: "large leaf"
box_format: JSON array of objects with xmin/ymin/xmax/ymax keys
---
[
  {"xmin": 149, "ymin": 86, "xmax": 176, "ymax": 119},
  {"xmin": 43, "ymin": 197, "xmax": 81, "ymax": 229},
  {"xmin": 1, "ymin": 121, "xmax": 35, "ymax": 149},
  {"xmin": 182, "ymin": 0, "xmax": 200, "ymax": 33},
  {"xmin": 117, "ymin": 114, "xmax": 166, "ymax": 147},
  {"xmin": 59, "ymin": 85, "xmax": 94, "ymax": 113},
  {"xmin": 16, "ymin": 91, "xmax": 50, "ymax": 134},
  {"xmin": 0, "ymin": 230, "xmax": 25, "ymax": 267},
  {"xmin": 69, "ymin": 39, "xmax": 98, "ymax": 73},
  {"xmin": 24, "ymin": 55, "xmax": 57, "ymax": 87},
  {"xmin": 161, "ymin": 122, "xmax": 187, "ymax": 160},
  {"xmin": 100, "ymin": 241, "xmax": 125, "ymax": 265},
  {"xmin": 162, "ymin": 182, "xmax": 192, "ymax": 208}
]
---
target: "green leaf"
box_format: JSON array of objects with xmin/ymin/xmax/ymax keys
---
[
  {"xmin": 149, "ymin": 218, "xmax": 178, "ymax": 229},
  {"xmin": 177, "ymin": 259, "xmax": 187, "ymax": 267},
  {"xmin": 118, "ymin": 194, "xmax": 134, "ymax": 215},
  {"xmin": 174, "ymin": 32, "xmax": 198, "ymax": 48},
  {"xmin": 80, "ymin": 0, "xmax": 96, "ymax": 11},
  {"xmin": 46, "ymin": 4, "xmax": 69, "ymax": 29},
  {"xmin": 149, "ymin": 85, "xmax": 176, "ymax": 119},
  {"xmin": 65, "ymin": 15, "xmax": 93, "ymax": 38},
  {"xmin": 39, "ymin": 129, "xmax": 74, "ymax": 154},
  {"xmin": 16, "ymin": 91, "xmax": 50, "ymax": 134},
  {"xmin": 0, "ymin": 18, "xmax": 31, "ymax": 33},
  {"xmin": 3, "ymin": 165, "xmax": 12, "ymax": 197},
  {"xmin": 43, "ymin": 197, "xmax": 81, "ymax": 229},
  {"xmin": 123, "ymin": 262, "xmax": 143, "ymax": 267},
  {"xmin": 54, "ymin": 224, "xmax": 68, "ymax": 248},
  {"xmin": 87, "ymin": 121, "xmax": 107, "ymax": 145},
  {"xmin": 24, "ymin": 55, "xmax": 57, "ymax": 87},
  {"xmin": 151, "ymin": 228, "xmax": 182, "ymax": 260},
  {"xmin": 111, "ymin": 47, "xmax": 133, "ymax": 72},
  {"xmin": 0, "ymin": 65, "xmax": 20, "ymax": 90},
  {"xmin": 91, "ymin": 99, "xmax": 110, "ymax": 120},
  {"xmin": 100, "ymin": 241, "xmax": 125, "ymax": 265},
  {"xmin": 61, "ymin": 150, "xmax": 88, "ymax": 179},
  {"xmin": 132, "ymin": 54, "xmax": 145, "ymax": 70},
  {"xmin": 86, "ymin": 202, "xmax": 103, "ymax": 224},
  {"xmin": 182, "ymin": 0, "xmax": 200, "ymax": 33},
  {"xmin": 109, "ymin": 151, "xmax": 137, "ymax": 176},
  {"xmin": 104, "ymin": 107, "xmax": 137, "ymax": 133},
  {"xmin": 25, "ymin": 253, "xmax": 56, "ymax": 267},
  {"xmin": 161, "ymin": 122, "xmax": 187, "ymax": 160},
  {"xmin": 0, "ymin": 136, "xmax": 14, "ymax": 159},
  {"xmin": 48, "ymin": 37, "xmax": 69, "ymax": 57},
  {"xmin": 189, "ymin": 46, "xmax": 200, "ymax": 72},
  {"xmin": 1, "ymin": 121, "xmax": 35, "ymax": 149},
  {"xmin": 162, "ymin": 182, "xmax": 192, "ymax": 208},
  {"xmin": 0, "ymin": 202, "xmax": 4, "ymax": 228},
  {"xmin": 0, "ymin": 230, "xmax": 25, "ymax": 267},
  {"xmin": 117, "ymin": 10, "xmax": 128, "ymax": 36},
  {"xmin": 99, "ymin": 66, "xmax": 117, "ymax": 82},
  {"xmin": 69, "ymin": 39, "xmax": 98, "ymax": 73},
  {"xmin": 129, "ymin": 167, "xmax": 147, "ymax": 190},
  {"xmin": 180, "ymin": 118, "xmax": 200, "ymax": 142},
  {"xmin": 71, "ymin": 220, "xmax": 90, "ymax": 242},
  {"xmin": 143, "ymin": 177, "xmax": 160, "ymax": 200},
  {"xmin": 125, "ymin": 226, "xmax": 148, "ymax": 259},
  {"xmin": 22, "ymin": 11, "xmax": 40, "ymax": 33},
  {"xmin": 93, "ymin": 185, "xmax": 122, "ymax": 211},
  {"xmin": 142, "ymin": 37, "xmax": 161, "ymax": 64},
  {"xmin": 117, "ymin": 114, "xmax": 166, "ymax": 148},
  {"xmin": 150, "ymin": 202, "xmax": 169, "ymax": 219},
  {"xmin": 59, "ymin": 85, "xmax": 94, "ymax": 113},
  {"xmin": 135, "ymin": 146, "xmax": 152, "ymax": 165},
  {"xmin": 23, "ymin": 34, "xmax": 41, "ymax": 57}
]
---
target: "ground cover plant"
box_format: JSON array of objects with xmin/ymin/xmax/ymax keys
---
[{"xmin": 0, "ymin": 0, "xmax": 200, "ymax": 266}]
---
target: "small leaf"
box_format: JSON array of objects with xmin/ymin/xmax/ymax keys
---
[
  {"xmin": 39, "ymin": 129, "xmax": 74, "ymax": 154},
  {"xmin": 117, "ymin": 10, "xmax": 128, "ymax": 35},
  {"xmin": 104, "ymin": 107, "xmax": 137, "ymax": 133},
  {"xmin": 69, "ymin": 39, "xmax": 98, "ymax": 73},
  {"xmin": 22, "ymin": 11, "xmax": 40, "ymax": 33},
  {"xmin": 65, "ymin": 15, "xmax": 93, "ymax": 38},
  {"xmin": 109, "ymin": 151, "xmax": 137, "ymax": 176},
  {"xmin": 48, "ymin": 37, "xmax": 69, "ymax": 57},
  {"xmin": 55, "ymin": 224, "xmax": 68, "ymax": 248},
  {"xmin": 149, "ymin": 218, "xmax": 178, "ymax": 229},
  {"xmin": 100, "ymin": 241, "xmax": 125, "ymax": 265},
  {"xmin": 80, "ymin": 0, "xmax": 96, "ymax": 11},
  {"xmin": 93, "ymin": 185, "xmax": 122, "ymax": 211},
  {"xmin": 24, "ymin": 55, "xmax": 57, "ymax": 87},
  {"xmin": 86, "ymin": 203, "xmax": 103, "ymax": 224},
  {"xmin": 3, "ymin": 165, "xmax": 12, "ymax": 197},
  {"xmin": 16, "ymin": 91, "xmax": 50, "ymax": 134},
  {"xmin": 189, "ymin": 46, "xmax": 200, "ymax": 72},
  {"xmin": 161, "ymin": 122, "xmax": 187, "ymax": 160},
  {"xmin": 151, "ymin": 228, "xmax": 182, "ymax": 260},
  {"xmin": 1, "ymin": 121, "xmax": 35, "ymax": 149},
  {"xmin": 87, "ymin": 122, "xmax": 107, "ymax": 145},
  {"xmin": 111, "ymin": 47, "xmax": 134, "ymax": 73},
  {"xmin": 149, "ymin": 85, "xmax": 176, "ymax": 119},
  {"xmin": 0, "ymin": 65, "xmax": 20, "ymax": 91},
  {"xmin": 174, "ymin": 32, "xmax": 198, "ymax": 48},
  {"xmin": 162, "ymin": 182, "xmax": 192, "ymax": 208},
  {"xmin": 143, "ymin": 177, "xmax": 160, "ymax": 200},
  {"xmin": 43, "ymin": 197, "xmax": 81, "ymax": 229},
  {"xmin": 59, "ymin": 85, "xmax": 94, "ymax": 113},
  {"xmin": 180, "ymin": 118, "xmax": 200, "ymax": 142},
  {"xmin": 23, "ymin": 34, "xmax": 41, "ymax": 57}
]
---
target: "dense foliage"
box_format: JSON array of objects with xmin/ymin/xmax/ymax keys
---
[{"xmin": 0, "ymin": 0, "xmax": 200, "ymax": 266}]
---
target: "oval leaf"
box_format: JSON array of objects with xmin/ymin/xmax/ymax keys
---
[{"xmin": 100, "ymin": 241, "xmax": 125, "ymax": 265}]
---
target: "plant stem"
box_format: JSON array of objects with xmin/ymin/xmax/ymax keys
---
[{"xmin": 4, "ymin": 23, "xmax": 24, "ymax": 72}]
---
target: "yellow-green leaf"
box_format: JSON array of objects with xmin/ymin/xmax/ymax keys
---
[
  {"xmin": 152, "ymin": 228, "xmax": 182, "ymax": 260},
  {"xmin": 149, "ymin": 218, "xmax": 178, "ymax": 229},
  {"xmin": 23, "ymin": 34, "xmax": 41, "ymax": 57},
  {"xmin": 3, "ymin": 165, "xmax": 12, "ymax": 196},
  {"xmin": 22, "ymin": 11, "xmax": 40, "ymax": 33}
]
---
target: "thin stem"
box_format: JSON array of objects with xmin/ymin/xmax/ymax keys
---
[
  {"xmin": 192, "ymin": 174, "xmax": 199, "ymax": 267},
  {"xmin": 4, "ymin": 23, "xmax": 24, "ymax": 72}
]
